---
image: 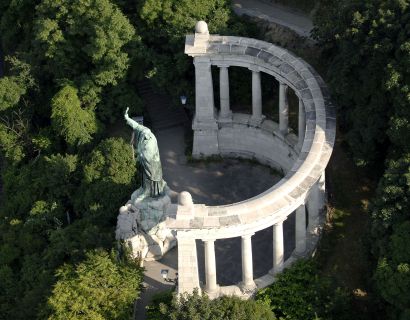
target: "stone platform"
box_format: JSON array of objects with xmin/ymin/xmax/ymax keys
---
[{"xmin": 116, "ymin": 192, "xmax": 176, "ymax": 262}]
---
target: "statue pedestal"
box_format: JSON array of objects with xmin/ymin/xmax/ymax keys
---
[{"xmin": 116, "ymin": 190, "xmax": 176, "ymax": 262}]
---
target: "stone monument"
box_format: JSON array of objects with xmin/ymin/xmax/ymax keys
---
[{"xmin": 115, "ymin": 108, "xmax": 176, "ymax": 262}]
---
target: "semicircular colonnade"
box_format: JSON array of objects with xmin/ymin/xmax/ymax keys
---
[{"xmin": 164, "ymin": 22, "xmax": 336, "ymax": 298}]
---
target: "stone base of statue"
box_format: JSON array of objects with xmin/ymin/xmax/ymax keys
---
[{"xmin": 115, "ymin": 187, "xmax": 176, "ymax": 262}]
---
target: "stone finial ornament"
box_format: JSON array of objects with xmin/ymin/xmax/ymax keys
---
[
  {"xmin": 195, "ymin": 21, "xmax": 209, "ymax": 34},
  {"xmin": 178, "ymin": 191, "xmax": 193, "ymax": 206}
]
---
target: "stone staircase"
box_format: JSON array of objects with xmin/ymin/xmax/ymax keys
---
[{"xmin": 137, "ymin": 79, "xmax": 188, "ymax": 132}]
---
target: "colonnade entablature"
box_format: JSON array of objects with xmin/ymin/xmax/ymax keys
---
[{"xmin": 164, "ymin": 21, "xmax": 336, "ymax": 299}]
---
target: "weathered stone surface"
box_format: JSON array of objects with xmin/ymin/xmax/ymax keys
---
[
  {"xmin": 170, "ymin": 24, "xmax": 336, "ymax": 299},
  {"xmin": 116, "ymin": 191, "xmax": 176, "ymax": 261}
]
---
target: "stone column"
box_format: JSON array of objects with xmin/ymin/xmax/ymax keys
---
[
  {"xmin": 219, "ymin": 65, "xmax": 232, "ymax": 121},
  {"xmin": 241, "ymin": 234, "xmax": 256, "ymax": 290},
  {"xmin": 192, "ymin": 56, "xmax": 218, "ymax": 156},
  {"xmin": 194, "ymin": 57, "xmax": 215, "ymax": 121},
  {"xmin": 177, "ymin": 233, "xmax": 201, "ymax": 295},
  {"xmin": 271, "ymin": 221, "xmax": 284, "ymax": 274},
  {"xmin": 307, "ymin": 183, "xmax": 319, "ymax": 226},
  {"xmin": 279, "ymin": 82, "xmax": 289, "ymax": 136},
  {"xmin": 250, "ymin": 69, "xmax": 263, "ymax": 125},
  {"xmin": 307, "ymin": 173, "xmax": 326, "ymax": 229},
  {"xmin": 318, "ymin": 172, "xmax": 326, "ymax": 210},
  {"xmin": 295, "ymin": 205, "xmax": 307, "ymax": 254},
  {"xmin": 204, "ymin": 239, "xmax": 218, "ymax": 294},
  {"xmin": 298, "ymin": 98, "xmax": 305, "ymax": 149}
]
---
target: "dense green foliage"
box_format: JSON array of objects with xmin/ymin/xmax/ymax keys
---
[
  {"xmin": 256, "ymin": 260, "xmax": 352, "ymax": 320},
  {"xmin": 147, "ymin": 260, "xmax": 352, "ymax": 320},
  {"xmin": 371, "ymin": 155, "xmax": 410, "ymax": 318},
  {"xmin": 314, "ymin": 0, "xmax": 410, "ymax": 318},
  {"xmin": 314, "ymin": 0, "xmax": 410, "ymax": 167},
  {"xmin": 2, "ymin": 0, "xmax": 409, "ymax": 318},
  {"xmin": 147, "ymin": 290, "xmax": 276, "ymax": 320},
  {"xmin": 34, "ymin": 0, "xmax": 135, "ymax": 88},
  {"xmin": 123, "ymin": 0, "xmax": 257, "ymax": 104},
  {"xmin": 0, "ymin": 0, "xmax": 142, "ymax": 318},
  {"xmin": 0, "ymin": 0, "xmax": 255, "ymax": 318},
  {"xmin": 41, "ymin": 250, "xmax": 142, "ymax": 320},
  {"xmin": 51, "ymin": 85, "xmax": 98, "ymax": 147}
]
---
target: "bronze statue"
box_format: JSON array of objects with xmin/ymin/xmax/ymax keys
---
[{"xmin": 124, "ymin": 108, "xmax": 166, "ymax": 200}]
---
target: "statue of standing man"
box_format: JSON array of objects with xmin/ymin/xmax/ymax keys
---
[{"xmin": 124, "ymin": 108, "xmax": 166, "ymax": 201}]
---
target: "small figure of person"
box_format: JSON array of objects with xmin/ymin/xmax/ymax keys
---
[{"xmin": 124, "ymin": 107, "xmax": 166, "ymax": 200}]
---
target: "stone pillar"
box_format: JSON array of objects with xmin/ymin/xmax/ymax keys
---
[
  {"xmin": 192, "ymin": 56, "xmax": 218, "ymax": 157},
  {"xmin": 204, "ymin": 239, "xmax": 218, "ymax": 294},
  {"xmin": 271, "ymin": 221, "xmax": 284, "ymax": 274},
  {"xmin": 241, "ymin": 234, "xmax": 256, "ymax": 290},
  {"xmin": 295, "ymin": 205, "xmax": 307, "ymax": 254},
  {"xmin": 177, "ymin": 233, "xmax": 201, "ymax": 295},
  {"xmin": 307, "ymin": 173, "xmax": 326, "ymax": 229},
  {"xmin": 298, "ymin": 98, "xmax": 305, "ymax": 149},
  {"xmin": 219, "ymin": 65, "xmax": 232, "ymax": 121},
  {"xmin": 318, "ymin": 172, "xmax": 326, "ymax": 210},
  {"xmin": 279, "ymin": 82, "xmax": 289, "ymax": 136},
  {"xmin": 307, "ymin": 183, "xmax": 319, "ymax": 226},
  {"xmin": 250, "ymin": 69, "xmax": 263, "ymax": 125},
  {"xmin": 194, "ymin": 57, "xmax": 215, "ymax": 120}
]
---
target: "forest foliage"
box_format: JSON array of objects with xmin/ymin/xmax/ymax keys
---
[
  {"xmin": 0, "ymin": 0, "xmax": 142, "ymax": 318},
  {"xmin": 1, "ymin": 0, "xmax": 410, "ymax": 319},
  {"xmin": 147, "ymin": 289, "xmax": 276, "ymax": 320},
  {"xmin": 0, "ymin": 0, "xmax": 255, "ymax": 319},
  {"xmin": 314, "ymin": 0, "xmax": 410, "ymax": 318}
]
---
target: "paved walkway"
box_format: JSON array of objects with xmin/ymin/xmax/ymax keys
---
[{"xmin": 232, "ymin": 0, "xmax": 313, "ymax": 37}]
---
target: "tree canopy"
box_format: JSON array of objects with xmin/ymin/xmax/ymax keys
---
[
  {"xmin": 147, "ymin": 290, "xmax": 276, "ymax": 320},
  {"xmin": 42, "ymin": 250, "xmax": 142, "ymax": 320},
  {"xmin": 0, "ymin": 0, "xmax": 253, "ymax": 318},
  {"xmin": 314, "ymin": 0, "xmax": 410, "ymax": 318}
]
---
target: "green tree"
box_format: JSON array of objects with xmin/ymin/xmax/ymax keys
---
[
  {"xmin": 0, "ymin": 57, "xmax": 36, "ymax": 163},
  {"xmin": 0, "ymin": 77, "xmax": 26, "ymax": 111},
  {"xmin": 256, "ymin": 260, "xmax": 352, "ymax": 320},
  {"xmin": 148, "ymin": 289, "xmax": 276, "ymax": 320},
  {"xmin": 314, "ymin": 0, "xmax": 410, "ymax": 167},
  {"xmin": 51, "ymin": 85, "xmax": 98, "ymax": 147},
  {"xmin": 0, "ymin": 1, "xmax": 143, "ymax": 318},
  {"xmin": 314, "ymin": 4, "xmax": 410, "ymax": 316},
  {"xmin": 42, "ymin": 249, "xmax": 142, "ymax": 320},
  {"xmin": 370, "ymin": 155, "xmax": 410, "ymax": 318},
  {"xmin": 371, "ymin": 155, "xmax": 410, "ymax": 256},
  {"xmin": 33, "ymin": 0, "xmax": 135, "ymax": 88},
  {"xmin": 137, "ymin": 0, "xmax": 234, "ymax": 98},
  {"xmin": 375, "ymin": 221, "xmax": 410, "ymax": 319},
  {"xmin": 75, "ymin": 137, "xmax": 136, "ymax": 223},
  {"xmin": 0, "ymin": 0, "xmax": 39, "ymax": 53}
]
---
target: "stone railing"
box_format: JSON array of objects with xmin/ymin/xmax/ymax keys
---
[{"xmin": 165, "ymin": 21, "xmax": 335, "ymax": 298}]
